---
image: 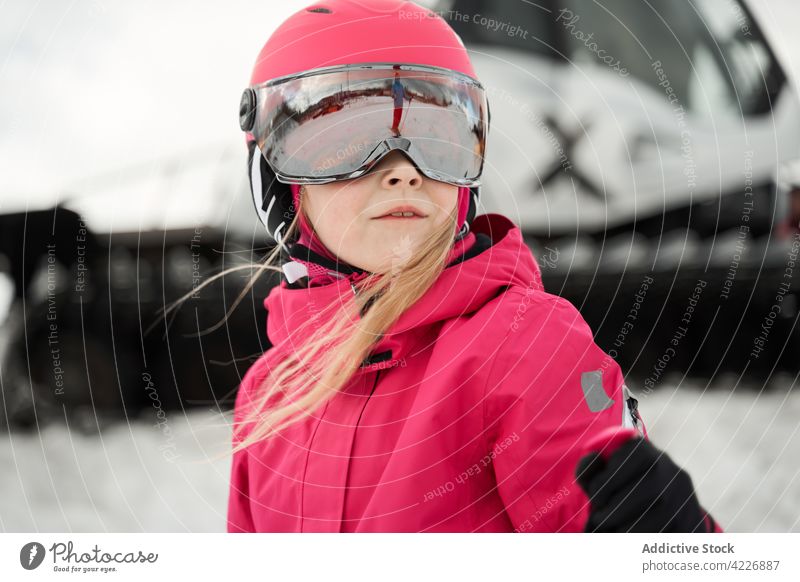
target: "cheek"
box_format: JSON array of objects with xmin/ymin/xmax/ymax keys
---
[
  {"xmin": 311, "ymin": 194, "xmax": 368, "ymax": 241},
  {"xmin": 429, "ymin": 186, "xmax": 460, "ymax": 221},
  {"xmin": 330, "ymin": 198, "xmax": 367, "ymax": 232}
]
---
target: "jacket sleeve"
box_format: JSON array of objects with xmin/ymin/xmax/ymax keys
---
[
  {"xmin": 483, "ymin": 293, "xmax": 649, "ymax": 532},
  {"xmin": 226, "ymin": 356, "xmax": 271, "ymax": 533},
  {"xmin": 227, "ymin": 443, "xmax": 255, "ymax": 532}
]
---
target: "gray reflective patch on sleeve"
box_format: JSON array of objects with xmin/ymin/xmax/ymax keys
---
[{"xmin": 580, "ymin": 370, "xmax": 615, "ymax": 412}]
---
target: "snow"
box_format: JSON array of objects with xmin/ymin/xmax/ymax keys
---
[
  {"xmin": 0, "ymin": 408, "xmax": 233, "ymax": 532},
  {"xmin": 1, "ymin": 0, "xmax": 799, "ymax": 534},
  {"xmin": 1, "ymin": 380, "xmax": 798, "ymax": 532},
  {"xmin": 638, "ymin": 377, "xmax": 800, "ymax": 533}
]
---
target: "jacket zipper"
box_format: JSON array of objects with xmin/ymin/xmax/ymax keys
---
[
  {"xmin": 371, "ymin": 369, "xmax": 381, "ymax": 396},
  {"xmin": 337, "ymin": 367, "xmax": 381, "ymax": 532}
]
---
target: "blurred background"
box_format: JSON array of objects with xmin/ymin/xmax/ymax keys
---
[{"xmin": 1, "ymin": 0, "xmax": 799, "ymax": 532}]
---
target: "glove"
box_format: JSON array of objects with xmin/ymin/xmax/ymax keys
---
[{"xmin": 575, "ymin": 432, "xmax": 719, "ymax": 532}]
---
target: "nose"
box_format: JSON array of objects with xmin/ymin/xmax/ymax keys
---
[{"xmin": 378, "ymin": 151, "xmax": 423, "ymax": 190}]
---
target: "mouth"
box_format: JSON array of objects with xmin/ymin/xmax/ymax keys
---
[{"xmin": 372, "ymin": 205, "xmax": 428, "ymax": 220}]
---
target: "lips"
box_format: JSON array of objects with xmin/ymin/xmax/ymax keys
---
[{"xmin": 373, "ymin": 205, "xmax": 428, "ymax": 219}]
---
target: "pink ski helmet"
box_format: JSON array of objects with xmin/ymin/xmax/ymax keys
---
[{"xmin": 240, "ymin": 0, "xmax": 487, "ymax": 251}]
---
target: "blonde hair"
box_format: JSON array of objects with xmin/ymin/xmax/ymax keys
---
[{"xmin": 159, "ymin": 185, "xmax": 461, "ymax": 458}]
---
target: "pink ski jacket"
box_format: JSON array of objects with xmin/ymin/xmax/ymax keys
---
[{"xmin": 227, "ymin": 213, "xmax": 714, "ymax": 532}]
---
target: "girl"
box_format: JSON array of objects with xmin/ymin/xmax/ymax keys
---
[{"xmin": 220, "ymin": 0, "xmax": 723, "ymax": 533}]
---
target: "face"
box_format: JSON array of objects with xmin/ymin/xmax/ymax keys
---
[{"xmin": 300, "ymin": 150, "xmax": 459, "ymax": 273}]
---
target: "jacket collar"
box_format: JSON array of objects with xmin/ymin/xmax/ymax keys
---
[{"xmin": 263, "ymin": 213, "xmax": 543, "ymax": 375}]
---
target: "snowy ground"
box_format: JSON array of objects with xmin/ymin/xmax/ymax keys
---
[
  {"xmin": 2, "ymin": 0, "xmax": 800, "ymax": 535},
  {"xmin": 0, "ymin": 407, "xmax": 234, "ymax": 532},
  {"xmin": 0, "ymin": 379, "xmax": 798, "ymax": 532},
  {"xmin": 637, "ymin": 377, "xmax": 800, "ymax": 533}
]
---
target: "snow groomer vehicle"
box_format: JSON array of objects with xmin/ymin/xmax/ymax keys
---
[
  {"xmin": 431, "ymin": 0, "xmax": 800, "ymax": 384},
  {"xmin": 0, "ymin": 148, "xmax": 276, "ymax": 429}
]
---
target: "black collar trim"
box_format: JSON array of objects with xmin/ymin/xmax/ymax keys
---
[
  {"xmin": 360, "ymin": 349, "xmax": 392, "ymax": 367},
  {"xmin": 288, "ymin": 243, "xmax": 365, "ymax": 276},
  {"xmin": 286, "ymin": 232, "xmax": 494, "ymax": 289},
  {"xmin": 445, "ymin": 232, "xmax": 493, "ymax": 268}
]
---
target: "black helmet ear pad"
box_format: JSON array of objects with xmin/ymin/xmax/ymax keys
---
[{"xmin": 247, "ymin": 140, "xmax": 298, "ymax": 248}]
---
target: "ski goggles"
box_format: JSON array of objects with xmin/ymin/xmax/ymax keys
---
[{"xmin": 239, "ymin": 63, "xmax": 489, "ymax": 186}]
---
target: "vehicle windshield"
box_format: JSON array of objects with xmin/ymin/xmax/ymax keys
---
[{"xmin": 436, "ymin": 0, "xmax": 785, "ymax": 117}]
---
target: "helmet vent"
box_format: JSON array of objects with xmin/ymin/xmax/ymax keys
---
[{"xmin": 307, "ymin": 6, "xmax": 332, "ymax": 13}]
